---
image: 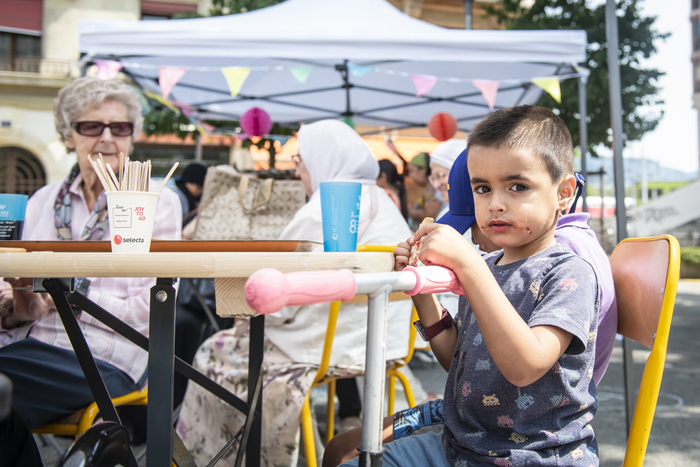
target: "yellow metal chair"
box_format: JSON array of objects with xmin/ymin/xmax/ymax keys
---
[
  {"xmin": 610, "ymin": 235, "xmax": 680, "ymax": 467},
  {"xmin": 33, "ymin": 387, "xmax": 148, "ymax": 438},
  {"xmin": 300, "ymin": 245, "xmax": 418, "ymax": 467}
]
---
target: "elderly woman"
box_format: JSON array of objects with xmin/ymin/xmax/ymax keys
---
[
  {"xmin": 0, "ymin": 77, "xmax": 182, "ymax": 432},
  {"xmin": 427, "ymin": 139, "xmax": 466, "ymax": 219},
  {"xmin": 176, "ymin": 120, "xmax": 415, "ymax": 466}
]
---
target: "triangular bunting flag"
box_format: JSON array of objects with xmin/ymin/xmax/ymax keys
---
[
  {"xmin": 158, "ymin": 67, "xmax": 187, "ymax": 99},
  {"xmin": 347, "ymin": 64, "xmax": 373, "ymax": 77},
  {"xmin": 288, "ymin": 66, "xmax": 313, "ymax": 83},
  {"xmin": 410, "ymin": 74, "xmax": 438, "ymax": 97},
  {"xmin": 94, "ymin": 60, "xmax": 122, "ymax": 80},
  {"xmin": 472, "ymin": 79, "xmax": 500, "ymax": 109},
  {"xmin": 131, "ymin": 86, "xmax": 152, "ymax": 113},
  {"xmin": 144, "ymin": 90, "xmax": 181, "ymax": 114},
  {"xmin": 532, "ymin": 77, "xmax": 561, "ymax": 103},
  {"xmin": 221, "ymin": 67, "xmax": 251, "ymax": 96},
  {"xmin": 196, "ymin": 124, "xmax": 212, "ymax": 144}
]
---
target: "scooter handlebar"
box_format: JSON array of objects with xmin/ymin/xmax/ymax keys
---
[{"xmin": 245, "ymin": 268, "xmax": 357, "ymax": 315}]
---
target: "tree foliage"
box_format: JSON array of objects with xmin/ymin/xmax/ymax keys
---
[
  {"xmin": 483, "ymin": 0, "xmax": 668, "ymax": 155},
  {"xmin": 208, "ymin": 0, "xmax": 284, "ymax": 16}
]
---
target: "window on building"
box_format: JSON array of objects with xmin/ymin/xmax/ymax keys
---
[
  {"xmin": 0, "ymin": 147, "xmax": 46, "ymax": 196},
  {"xmin": 141, "ymin": 1, "xmax": 197, "ymax": 20},
  {"xmin": 0, "ymin": 32, "xmax": 41, "ymax": 72}
]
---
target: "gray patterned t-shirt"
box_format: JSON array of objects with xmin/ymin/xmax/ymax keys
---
[{"xmin": 443, "ymin": 244, "xmax": 600, "ymax": 466}]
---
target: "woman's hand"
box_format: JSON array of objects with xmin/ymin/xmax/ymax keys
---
[
  {"xmin": 0, "ymin": 282, "xmax": 14, "ymax": 320},
  {"xmin": 0, "ymin": 277, "xmax": 56, "ymax": 329}
]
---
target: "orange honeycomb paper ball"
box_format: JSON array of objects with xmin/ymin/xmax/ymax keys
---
[{"xmin": 428, "ymin": 112, "xmax": 457, "ymax": 141}]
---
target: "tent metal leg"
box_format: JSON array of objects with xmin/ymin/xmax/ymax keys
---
[
  {"xmin": 606, "ymin": 0, "xmax": 632, "ymax": 434},
  {"xmin": 578, "ymin": 75, "xmax": 589, "ymax": 212}
]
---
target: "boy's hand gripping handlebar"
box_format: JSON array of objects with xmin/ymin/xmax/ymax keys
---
[{"xmin": 245, "ymin": 265, "xmax": 465, "ymax": 315}]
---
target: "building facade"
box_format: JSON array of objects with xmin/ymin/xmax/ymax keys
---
[{"xmin": 0, "ymin": 0, "xmax": 210, "ymax": 195}]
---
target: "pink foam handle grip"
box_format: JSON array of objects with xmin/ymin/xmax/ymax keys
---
[
  {"xmin": 404, "ymin": 265, "xmax": 465, "ymax": 296},
  {"xmin": 245, "ymin": 268, "xmax": 358, "ymax": 315}
]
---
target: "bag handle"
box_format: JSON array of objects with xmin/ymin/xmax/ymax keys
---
[{"xmin": 238, "ymin": 176, "xmax": 275, "ymax": 211}]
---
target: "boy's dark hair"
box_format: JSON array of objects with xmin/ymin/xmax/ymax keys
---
[{"xmin": 467, "ymin": 105, "xmax": 574, "ymax": 182}]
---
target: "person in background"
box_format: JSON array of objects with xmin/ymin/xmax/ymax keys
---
[
  {"xmin": 172, "ymin": 161, "xmax": 231, "ymax": 408},
  {"xmin": 427, "ymin": 139, "xmax": 465, "ymax": 220},
  {"xmin": 176, "ymin": 119, "xmax": 418, "ymax": 466},
  {"xmin": 0, "ymin": 77, "xmax": 181, "ymax": 442},
  {"xmin": 405, "ymin": 152, "xmax": 442, "ymax": 230},
  {"xmin": 376, "ymin": 159, "xmax": 408, "ymax": 219},
  {"xmin": 174, "ymin": 162, "xmax": 208, "ymax": 229}
]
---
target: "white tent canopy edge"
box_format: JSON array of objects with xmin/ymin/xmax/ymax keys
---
[{"xmin": 78, "ymin": 0, "xmax": 589, "ymax": 132}]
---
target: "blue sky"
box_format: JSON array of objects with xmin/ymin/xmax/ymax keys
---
[{"xmin": 631, "ymin": 0, "xmax": 698, "ymax": 174}]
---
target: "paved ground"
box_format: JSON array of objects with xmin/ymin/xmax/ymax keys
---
[{"xmin": 37, "ymin": 280, "xmax": 700, "ymax": 466}]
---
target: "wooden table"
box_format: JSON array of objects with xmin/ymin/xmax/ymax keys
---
[{"xmin": 0, "ymin": 241, "xmax": 393, "ymax": 466}]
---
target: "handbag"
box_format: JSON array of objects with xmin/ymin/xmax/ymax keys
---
[{"xmin": 193, "ymin": 165, "xmax": 306, "ymax": 241}]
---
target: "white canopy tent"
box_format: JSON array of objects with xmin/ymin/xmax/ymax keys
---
[{"xmin": 78, "ymin": 0, "xmax": 588, "ymax": 132}]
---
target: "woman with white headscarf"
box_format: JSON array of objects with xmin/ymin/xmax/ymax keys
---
[{"xmin": 176, "ymin": 120, "xmax": 415, "ymax": 466}]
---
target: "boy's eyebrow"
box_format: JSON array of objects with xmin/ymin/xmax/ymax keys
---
[
  {"xmin": 470, "ymin": 173, "xmax": 530, "ymax": 185},
  {"xmin": 502, "ymin": 173, "xmax": 529, "ymax": 182}
]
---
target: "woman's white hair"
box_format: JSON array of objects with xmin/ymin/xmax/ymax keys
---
[{"xmin": 53, "ymin": 77, "xmax": 143, "ymax": 143}]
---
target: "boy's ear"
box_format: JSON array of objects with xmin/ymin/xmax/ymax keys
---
[{"xmin": 557, "ymin": 174, "xmax": 576, "ymax": 212}]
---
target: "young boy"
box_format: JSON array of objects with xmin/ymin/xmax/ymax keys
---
[{"xmin": 339, "ymin": 106, "xmax": 600, "ymax": 466}]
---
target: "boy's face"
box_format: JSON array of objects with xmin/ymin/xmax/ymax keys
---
[{"xmin": 468, "ymin": 145, "xmax": 574, "ymax": 263}]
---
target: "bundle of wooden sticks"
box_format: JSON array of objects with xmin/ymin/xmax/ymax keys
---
[{"xmin": 87, "ymin": 152, "xmax": 178, "ymax": 193}]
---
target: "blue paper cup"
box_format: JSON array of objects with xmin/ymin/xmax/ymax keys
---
[
  {"xmin": 320, "ymin": 181, "xmax": 362, "ymax": 252},
  {"xmin": 0, "ymin": 194, "xmax": 28, "ymax": 240}
]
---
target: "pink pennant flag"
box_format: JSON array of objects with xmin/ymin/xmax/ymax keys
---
[
  {"xmin": 158, "ymin": 66, "xmax": 187, "ymax": 99},
  {"xmin": 410, "ymin": 74, "xmax": 438, "ymax": 97},
  {"xmin": 472, "ymin": 79, "xmax": 500, "ymax": 109},
  {"xmin": 94, "ymin": 60, "xmax": 123, "ymax": 80}
]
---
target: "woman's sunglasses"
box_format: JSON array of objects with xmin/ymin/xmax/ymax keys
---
[{"xmin": 72, "ymin": 121, "xmax": 134, "ymax": 137}]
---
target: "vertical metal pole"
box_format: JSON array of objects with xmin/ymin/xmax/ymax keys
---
[
  {"xmin": 600, "ymin": 171, "xmax": 605, "ymax": 239},
  {"xmin": 578, "ymin": 75, "xmax": 589, "ymax": 212},
  {"xmin": 606, "ymin": 0, "xmax": 634, "ymax": 435},
  {"xmin": 606, "ymin": 0, "xmax": 629, "ymax": 241},
  {"xmin": 148, "ymin": 278, "xmax": 177, "ymax": 467},
  {"xmin": 463, "ymin": 0, "xmax": 473, "ymax": 29},
  {"xmin": 359, "ymin": 286, "xmax": 390, "ymax": 467},
  {"xmin": 195, "ymin": 134, "xmax": 203, "ymax": 161}
]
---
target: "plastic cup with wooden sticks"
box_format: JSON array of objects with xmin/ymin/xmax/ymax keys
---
[
  {"xmin": 87, "ymin": 153, "xmax": 178, "ymax": 253},
  {"xmin": 409, "ymin": 217, "xmax": 434, "ymax": 267}
]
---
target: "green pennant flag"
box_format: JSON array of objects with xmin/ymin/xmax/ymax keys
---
[{"xmin": 289, "ymin": 66, "xmax": 313, "ymax": 83}]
